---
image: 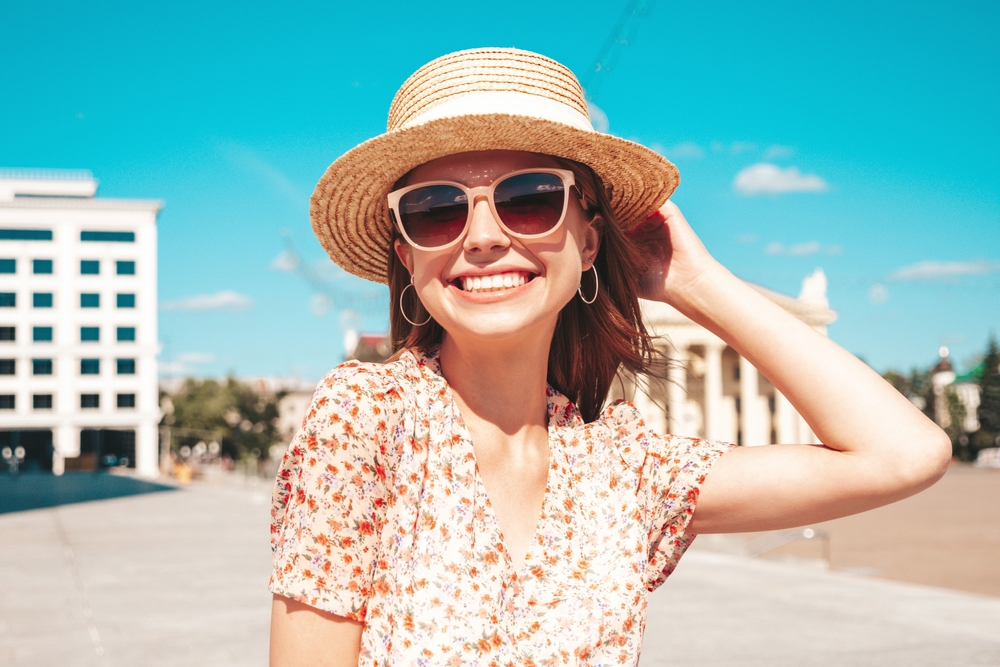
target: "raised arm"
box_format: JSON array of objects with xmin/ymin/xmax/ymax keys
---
[{"xmin": 630, "ymin": 202, "xmax": 951, "ymax": 534}]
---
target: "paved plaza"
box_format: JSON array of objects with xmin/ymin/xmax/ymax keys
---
[{"xmin": 1, "ymin": 468, "xmax": 999, "ymax": 666}]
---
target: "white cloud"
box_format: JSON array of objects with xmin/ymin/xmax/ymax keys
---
[
  {"xmin": 888, "ymin": 260, "xmax": 1000, "ymax": 282},
  {"xmin": 586, "ymin": 101, "xmax": 609, "ymax": 133},
  {"xmin": 653, "ymin": 141, "xmax": 704, "ymax": 159},
  {"xmin": 763, "ymin": 145, "xmax": 795, "ymax": 159},
  {"xmin": 869, "ymin": 283, "xmax": 889, "ymax": 305},
  {"xmin": 271, "ymin": 249, "xmax": 299, "ymax": 272},
  {"xmin": 160, "ymin": 290, "xmax": 254, "ymax": 312},
  {"xmin": 736, "ymin": 233, "xmax": 758, "ymax": 244},
  {"xmin": 158, "ymin": 361, "xmax": 189, "ymax": 376},
  {"xmin": 711, "ymin": 141, "xmax": 757, "ymax": 155},
  {"xmin": 787, "ymin": 241, "xmax": 822, "ymax": 256},
  {"xmin": 765, "ymin": 241, "xmax": 841, "ymax": 257},
  {"xmin": 734, "ymin": 163, "xmax": 829, "ymax": 195},
  {"xmin": 176, "ymin": 352, "xmax": 215, "ymax": 364},
  {"xmin": 310, "ymin": 293, "xmax": 333, "ymax": 317}
]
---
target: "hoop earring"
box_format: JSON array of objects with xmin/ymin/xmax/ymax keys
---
[
  {"xmin": 578, "ymin": 263, "xmax": 599, "ymax": 305},
  {"xmin": 400, "ymin": 278, "xmax": 432, "ymax": 326}
]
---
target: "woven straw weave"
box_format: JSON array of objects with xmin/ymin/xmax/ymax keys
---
[{"xmin": 311, "ymin": 47, "xmax": 678, "ymax": 284}]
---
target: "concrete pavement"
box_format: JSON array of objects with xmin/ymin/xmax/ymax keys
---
[{"xmin": 1, "ymin": 473, "xmax": 998, "ymax": 666}]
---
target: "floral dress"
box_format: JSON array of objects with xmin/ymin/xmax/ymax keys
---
[{"xmin": 270, "ymin": 349, "xmax": 733, "ymax": 666}]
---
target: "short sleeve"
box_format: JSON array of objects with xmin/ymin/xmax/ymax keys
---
[
  {"xmin": 269, "ymin": 362, "xmax": 401, "ymax": 621},
  {"xmin": 603, "ymin": 400, "xmax": 735, "ymax": 592}
]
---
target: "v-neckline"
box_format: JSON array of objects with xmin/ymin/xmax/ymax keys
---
[{"xmin": 423, "ymin": 351, "xmax": 556, "ymax": 580}]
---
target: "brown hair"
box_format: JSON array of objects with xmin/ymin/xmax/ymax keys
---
[{"xmin": 387, "ymin": 158, "xmax": 666, "ymax": 423}]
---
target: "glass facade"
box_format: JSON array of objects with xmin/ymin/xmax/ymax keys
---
[
  {"xmin": 81, "ymin": 358, "xmax": 100, "ymax": 375},
  {"xmin": 33, "ymin": 327, "xmax": 53, "ymax": 342},
  {"xmin": 116, "ymin": 293, "xmax": 135, "ymax": 308},
  {"xmin": 80, "ymin": 260, "xmax": 99, "ymax": 275},
  {"xmin": 80, "ymin": 293, "xmax": 100, "ymax": 308},
  {"xmin": 116, "ymin": 260, "xmax": 135, "ymax": 275},
  {"xmin": 0, "ymin": 293, "xmax": 14, "ymax": 307},
  {"xmin": 80, "ymin": 327, "xmax": 99, "ymax": 342},
  {"xmin": 116, "ymin": 327, "xmax": 135, "ymax": 342},
  {"xmin": 0, "ymin": 259, "xmax": 15, "ymax": 273},
  {"xmin": 33, "ymin": 293, "xmax": 53, "ymax": 308},
  {"xmin": 32, "ymin": 359, "xmax": 52, "ymax": 375},
  {"xmin": 81, "ymin": 231, "xmax": 135, "ymax": 242},
  {"xmin": 116, "ymin": 358, "xmax": 136, "ymax": 374},
  {"xmin": 33, "ymin": 259, "xmax": 53, "ymax": 274}
]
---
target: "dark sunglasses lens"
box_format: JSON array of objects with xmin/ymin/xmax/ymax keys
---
[
  {"xmin": 494, "ymin": 173, "xmax": 565, "ymax": 235},
  {"xmin": 398, "ymin": 185, "xmax": 469, "ymax": 247}
]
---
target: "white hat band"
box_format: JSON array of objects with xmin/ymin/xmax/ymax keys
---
[{"xmin": 405, "ymin": 90, "xmax": 595, "ymax": 133}]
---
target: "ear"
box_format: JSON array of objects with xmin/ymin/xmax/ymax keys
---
[
  {"xmin": 393, "ymin": 238, "xmax": 414, "ymax": 275},
  {"xmin": 581, "ymin": 216, "xmax": 602, "ymax": 267}
]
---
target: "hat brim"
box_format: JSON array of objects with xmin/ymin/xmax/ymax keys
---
[{"xmin": 311, "ymin": 113, "xmax": 679, "ymax": 284}]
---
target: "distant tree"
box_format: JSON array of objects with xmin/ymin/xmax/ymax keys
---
[
  {"xmin": 161, "ymin": 378, "xmax": 284, "ymax": 460},
  {"xmin": 942, "ymin": 388, "xmax": 969, "ymax": 459},
  {"xmin": 882, "ymin": 368, "xmax": 934, "ymax": 421},
  {"xmin": 976, "ymin": 334, "xmax": 1000, "ymax": 448}
]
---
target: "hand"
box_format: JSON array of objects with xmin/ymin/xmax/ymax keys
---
[{"xmin": 628, "ymin": 200, "xmax": 721, "ymax": 307}]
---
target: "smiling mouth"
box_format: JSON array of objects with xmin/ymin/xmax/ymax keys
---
[{"xmin": 454, "ymin": 271, "xmax": 535, "ymax": 293}]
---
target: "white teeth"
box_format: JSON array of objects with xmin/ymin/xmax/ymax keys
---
[{"xmin": 459, "ymin": 272, "xmax": 531, "ymax": 293}]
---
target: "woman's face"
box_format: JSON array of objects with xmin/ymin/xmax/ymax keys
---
[{"xmin": 393, "ymin": 150, "xmax": 601, "ymax": 346}]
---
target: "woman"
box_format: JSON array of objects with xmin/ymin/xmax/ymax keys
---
[{"xmin": 269, "ymin": 48, "xmax": 949, "ymax": 666}]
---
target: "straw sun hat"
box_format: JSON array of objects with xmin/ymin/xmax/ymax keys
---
[{"xmin": 311, "ymin": 47, "xmax": 679, "ymax": 284}]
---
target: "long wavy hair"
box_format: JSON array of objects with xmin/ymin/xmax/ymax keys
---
[{"xmin": 387, "ymin": 156, "xmax": 667, "ymax": 423}]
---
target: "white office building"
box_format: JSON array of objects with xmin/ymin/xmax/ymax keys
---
[{"xmin": 0, "ymin": 169, "xmax": 161, "ymax": 477}]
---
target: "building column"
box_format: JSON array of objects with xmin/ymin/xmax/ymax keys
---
[
  {"xmin": 136, "ymin": 421, "xmax": 159, "ymax": 478},
  {"xmin": 703, "ymin": 343, "xmax": 724, "ymax": 440},
  {"xmin": 667, "ymin": 347, "xmax": 688, "ymax": 435},
  {"xmin": 774, "ymin": 389, "xmax": 796, "ymax": 444},
  {"xmin": 739, "ymin": 355, "xmax": 763, "ymax": 447}
]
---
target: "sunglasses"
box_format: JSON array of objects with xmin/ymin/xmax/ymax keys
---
[{"xmin": 388, "ymin": 168, "xmax": 576, "ymax": 250}]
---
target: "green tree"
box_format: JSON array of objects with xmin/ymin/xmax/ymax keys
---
[
  {"xmin": 976, "ymin": 334, "xmax": 1000, "ymax": 448},
  {"xmin": 943, "ymin": 388, "xmax": 969, "ymax": 459},
  {"xmin": 882, "ymin": 368, "xmax": 934, "ymax": 421},
  {"xmin": 161, "ymin": 377, "xmax": 284, "ymax": 460}
]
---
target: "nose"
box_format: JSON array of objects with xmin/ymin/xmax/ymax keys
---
[{"xmin": 462, "ymin": 195, "xmax": 511, "ymax": 253}]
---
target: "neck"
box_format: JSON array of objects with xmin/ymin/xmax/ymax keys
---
[{"xmin": 438, "ymin": 330, "xmax": 552, "ymax": 434}]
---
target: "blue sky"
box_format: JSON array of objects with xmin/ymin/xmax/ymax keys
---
[{"xmin": 2, "ymin": 0, "xmax": 997, "ymax": 379}]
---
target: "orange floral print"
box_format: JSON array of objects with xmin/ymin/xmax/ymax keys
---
[{"xmin": 270, "ymin": 350, "xmax": 733, "ymax": 666}]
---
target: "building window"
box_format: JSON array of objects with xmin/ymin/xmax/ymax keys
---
[
  {"xmin": 32, "ymin": 359, "xmax": 52, "ymax": 375},
  {"xmin": 0, "ymin": 293, "xmax": 14, "ymax": 308},
  {"xmin": 116, "ymin": 358, "xmax": 136, "ymax": 375},
  {"xmin": 116, "ymin": 293, "xmax": 135, "ymax": 308},
  {"xmin": 33, "ymin": 326, "xmax": 53, "ymax": 342},
  {"xmin": 33, "ymin": 259, "xmax": 53, "ymax": 274},
  {"xmin": 33, "ymin": 293, "xmax": 53, "ymax": 308},
  {"xmin": 116, "ymin": 327, "xmax": 135, "ymax": 342},
  {"xmin": 80, "ymin": 327, "xmax": 99, "ymax": 342},
  {"xmin": 117, "ymin": 393, "xmax": 136, "ymax": 408},
  {"xmin": 0, "ymin": 229, "xmax": 52, "ymax": 241},
  {"xmin": 0, "ymin": 327, "xmax": 14, "ymax": 341},
  {"xmin": 33, "ymin": 394, "xmax": 53, "ymax": 409},
  {"xmin": 116, "ymin": 260, "xmax": 135, "ymax": 275},
  {"xmin": 0, "ymin": 259, "xmax": 14, "ymax": 273},
  {"xmin": 80, "ymin": 260, "xmax": 99, "ymax": 275},
  {"xmin": 81, "ymin": 231, "xmax": 135, "ymax": 243},
  {"xmin": 80, "ymin": 358, "xmax": 100, "ymax": 375},
  {"xmin": 80, "ymin": 394, "xmax": 100, "ymax": 409},
  {"xmin": 0, "ymin": 359, "xmax": 13, "ymax": 375},
  {"xmin": 80, "ymin": 293, "xmax": 100, "ymax": 308},
  {"xmin": 0, "ymin": 395, "xmax": 14, "ymax": 410}
]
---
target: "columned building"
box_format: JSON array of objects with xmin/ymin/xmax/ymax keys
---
[
  {"xmin": 626, "ymin": 271, "xmax": 837, "ymax": 447},
  {"xmin": 0, "ymin": 169, "xmax": 161, "ymax": 477}
]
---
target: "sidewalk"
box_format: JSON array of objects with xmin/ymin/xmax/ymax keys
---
[{"xmin": 1, "ymin": 473, "xmax": 998, "ymax": 666}]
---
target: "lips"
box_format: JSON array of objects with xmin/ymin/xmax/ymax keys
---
[{"xmin": 456, "ymin": 271, "xmax": 534, "ymax": 293}]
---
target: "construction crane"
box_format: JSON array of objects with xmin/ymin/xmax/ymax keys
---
[
  {"xmin": 278, "ymin": 232, "xmax": 387, "ymax": 312},
  {"xmin": 582, "ymin": 0, "xmax": 658, "ymax": 104}
]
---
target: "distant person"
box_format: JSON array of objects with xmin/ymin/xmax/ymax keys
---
[{"xmin": 268, "ymin": 48, "xmax": 949, "ymax": 666}]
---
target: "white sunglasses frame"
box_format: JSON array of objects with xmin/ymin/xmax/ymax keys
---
[{"xmin": 387, "ymin": 168, "xmax": 576, "ymax": 251}]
